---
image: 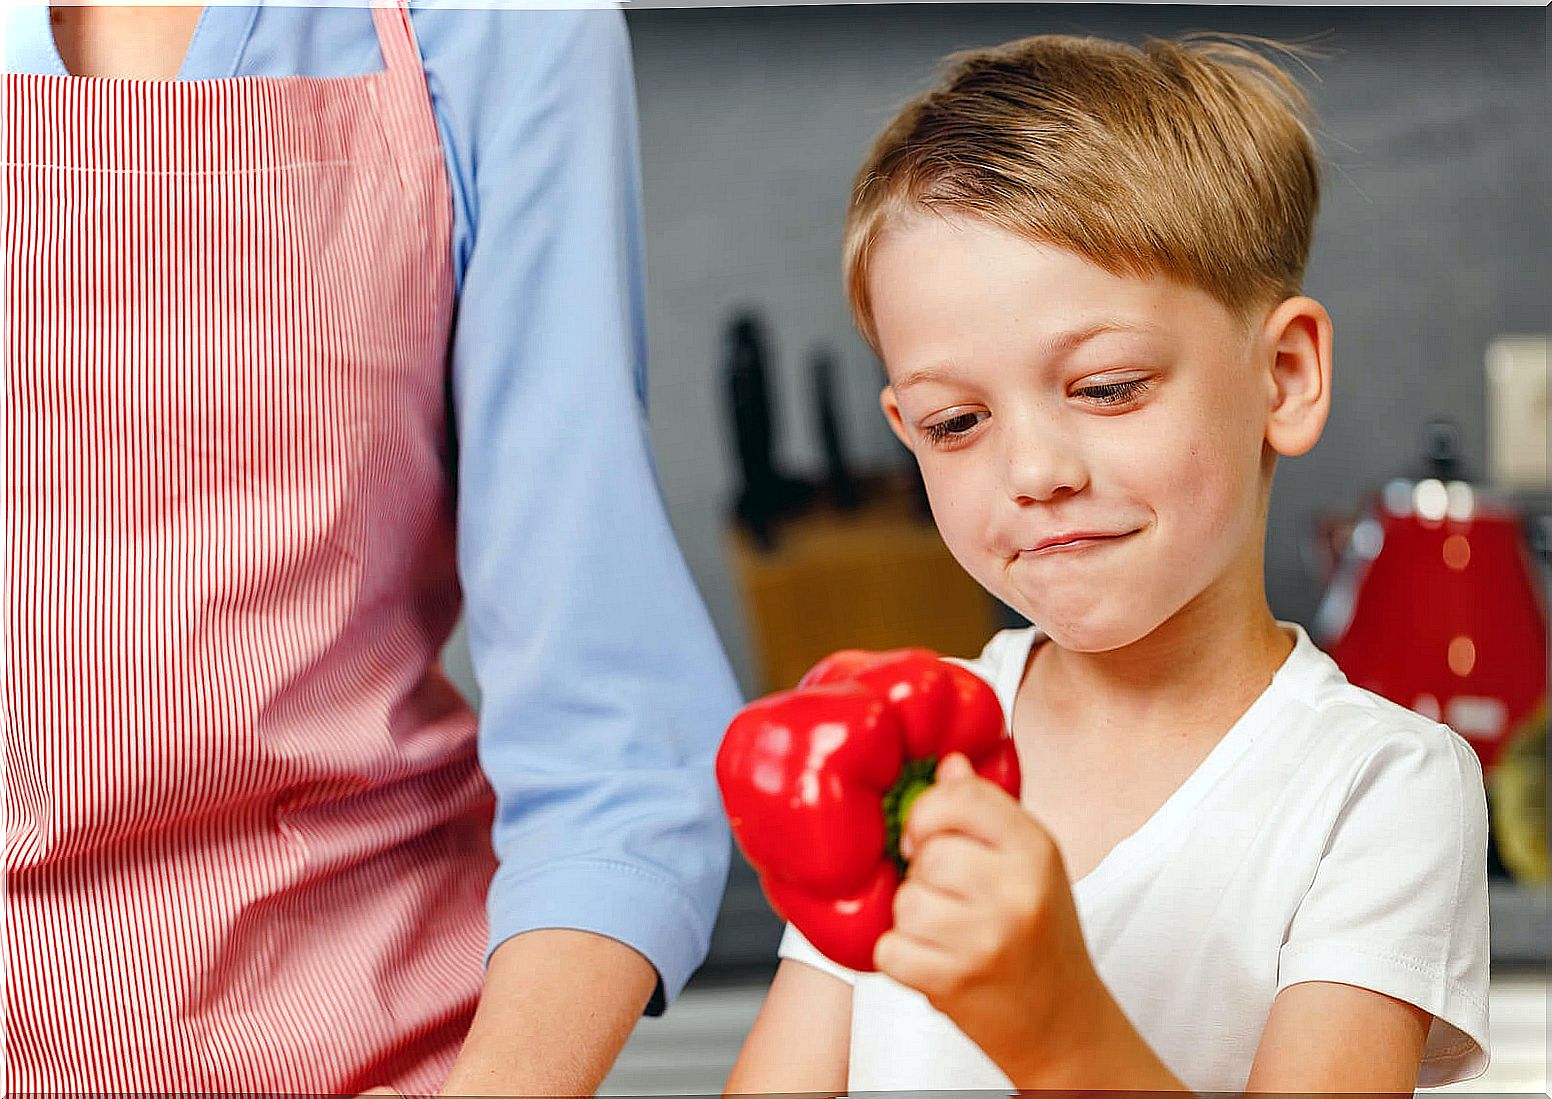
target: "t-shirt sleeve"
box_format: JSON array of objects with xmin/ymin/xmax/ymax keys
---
[
  {"xmin": 1275, "ymin": 719, "xmax": 1491, "ymax": 1087},
  {"xmin": 777, "ymin": 922, "xmax": 860, "ymax": 986}
]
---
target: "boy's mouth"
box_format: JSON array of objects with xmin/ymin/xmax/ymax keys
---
[{"xmin": 1021, "ymin": 529, "xmax": 1135, "ymax": 555}]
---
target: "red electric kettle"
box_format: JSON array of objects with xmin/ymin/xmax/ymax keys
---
[{"xmin": 1314, "ymin": 421, "xmax": 1548, "ymax": 774}]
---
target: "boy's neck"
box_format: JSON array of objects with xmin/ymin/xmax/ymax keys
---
[{"xmin": 1019, "ymin": 580, "xmax": 1294, "ymax": 742}]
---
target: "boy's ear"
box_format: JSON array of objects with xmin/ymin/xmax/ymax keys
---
[
  {"xmin": 1262, "ymin": 296, "xmax": 1333, "ymax": 458},
  {"xmin": 879, "ymin": 385, "xmax": 915, "ymax": 451}
]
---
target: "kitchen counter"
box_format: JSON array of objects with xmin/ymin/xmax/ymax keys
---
[{"xmin": 601, "ymin": 972, "xmax": 1549, "ymax": 1095}]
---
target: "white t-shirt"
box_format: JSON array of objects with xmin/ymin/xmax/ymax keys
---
[{"xmin": 777, "ymin": 622, "xmax": 1490, "ymax": 1092}]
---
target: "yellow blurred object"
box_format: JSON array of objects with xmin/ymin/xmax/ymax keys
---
[
  {"xmin": 728, "ymin": 476, "xmax": 1002, "ymax": 694},
  {"xmin": 1489, "ymin": 699, "xmax": 1548, "ymax": 884}
]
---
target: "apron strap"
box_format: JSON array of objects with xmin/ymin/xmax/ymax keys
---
[{"xmin": 371, "ymin": 1, "xmax": 426, "ymax": 78}]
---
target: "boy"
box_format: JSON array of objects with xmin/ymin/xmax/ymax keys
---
[{"xmin": 724, "ymin": 33, "xmax": 1489, "ymax": 1093}]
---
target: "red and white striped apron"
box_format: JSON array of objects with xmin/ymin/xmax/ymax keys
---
[{"xmin": 5, "ymin": 6, "xmax": 497, "ymax": 1091}]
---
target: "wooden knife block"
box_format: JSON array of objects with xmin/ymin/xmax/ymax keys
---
[{"xmin": 728, "ymin": 477, "xmax": 1001, "ymax": 695}]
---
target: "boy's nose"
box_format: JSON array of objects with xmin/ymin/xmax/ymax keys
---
[{"xmin": 1001, "ymin": 420, "xmax": 1089, "ymax": 504}]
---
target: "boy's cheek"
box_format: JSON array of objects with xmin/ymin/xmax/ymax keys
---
[
  {"xmin": 1118, "ymin": 414, "xmax": 1247, "ymax": 521},
  {"xmin": 916, "ymin": 463, "xmax": 985, "ymax": 532},
  {"xmin": 932, "ymin": 503, "xmax": 996, "ymax": 582}
]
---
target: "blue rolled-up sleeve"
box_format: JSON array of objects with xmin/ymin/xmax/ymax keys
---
[{"xmin": 434, "ymin": 8, "xmax": 742, "ymax": 1015}]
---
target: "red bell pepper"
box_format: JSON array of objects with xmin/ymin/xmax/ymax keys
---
[{"xmin": 716, "ymin": 648, "xmax": 1020, "ymax": 971}]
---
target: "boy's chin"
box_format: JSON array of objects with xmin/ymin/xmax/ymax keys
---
[
  {"xmin": 1040, "ymin": 624, "xmax": 1150, "ymax": 654},
  {"xmin": 1010, "ymin": 599, "xmax": 1160, "ymax": 654}
]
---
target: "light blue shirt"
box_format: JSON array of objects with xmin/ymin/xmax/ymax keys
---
[{"xmin": 6, "ymin": 2, "xmax": 741, "ymax": 1016}]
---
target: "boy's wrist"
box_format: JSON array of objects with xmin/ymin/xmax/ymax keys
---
[
  {"xmin": 998, "ymin": 969, "xmax": 1109, "ymax": 1086},
  {"xmin": 997, "ymin": 971, "xmax": 1186, "ymax": 1090}
]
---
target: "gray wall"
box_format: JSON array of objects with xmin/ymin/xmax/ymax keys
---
[{"xmin": 621, "ymin": 3, "xmax": 1549, "ymax": 696}]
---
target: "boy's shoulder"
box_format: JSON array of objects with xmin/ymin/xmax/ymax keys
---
[
  {"xmin": 1216, "ymin": 626, "xmax": 1487, "ymax": 831},
  {"xmin": 1272, "ymin": 626, "xmax": 1485, "ymax": 786}
]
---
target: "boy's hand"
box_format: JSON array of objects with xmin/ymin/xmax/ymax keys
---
[{"xmin": 873, "ymin": 752, "xmax": 1103, "ymax": 1079}]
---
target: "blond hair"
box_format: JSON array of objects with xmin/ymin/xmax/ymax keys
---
[{"xmin": 844, "ymin": 33, "xmax": 1322, "ymax": 350}]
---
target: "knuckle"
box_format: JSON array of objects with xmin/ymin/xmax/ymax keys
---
[
  {"xmin": 908, "ymin": 786, "xmax": 941, "ymax": 822},
  {"xmin": 913, "ymin": 843, "xmax": 944, "ymax": 884}
]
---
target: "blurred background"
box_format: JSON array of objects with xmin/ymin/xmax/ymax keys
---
[{"xmin": 442, "ymin": 3, "xmax": 1548, "ymax": 1089}]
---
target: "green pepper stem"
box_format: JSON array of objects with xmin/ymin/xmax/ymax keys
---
[{"xmin": 883, "ymin": 757, "xmax": 937, "ymax": 870}]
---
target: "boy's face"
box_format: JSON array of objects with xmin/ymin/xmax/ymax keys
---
[{"xmin": 873, "ymin": 213, "xmax": 1283, "ymax": 653}]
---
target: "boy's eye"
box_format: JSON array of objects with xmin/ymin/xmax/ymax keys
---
[
  {"xmin": 921, "ymin": 410, "xmax": 988, "ymax": 445},
  {"xmin": 1076, "ymin": 378, "xmax": 1152, "ymax": 405}
]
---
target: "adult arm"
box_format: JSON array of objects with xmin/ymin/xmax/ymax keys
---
[{"xmin": 425, "ymin": 9, "xmax": 742, "ymax": 1091}]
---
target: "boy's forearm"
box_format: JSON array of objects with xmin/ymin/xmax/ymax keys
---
[
  {"xmin": 439, "ymin": 928, "xmax": 658, "ymax": 1096},
  {"xmin": 997, "ymin": 974, "xmax": 1191, "ymax": 1091}
]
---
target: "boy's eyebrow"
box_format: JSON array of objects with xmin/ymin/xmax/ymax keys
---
[
  {"xmin": 892, "ymin": 321, "xmax": 1160, "ymax": 392},
  {"xmin": 1046, "ymin": 319, "xmax": 1161, "ymax": 354},
  {"xmin": 892, "ymin": 363, "xmax": 960, "ymax": 392}
]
